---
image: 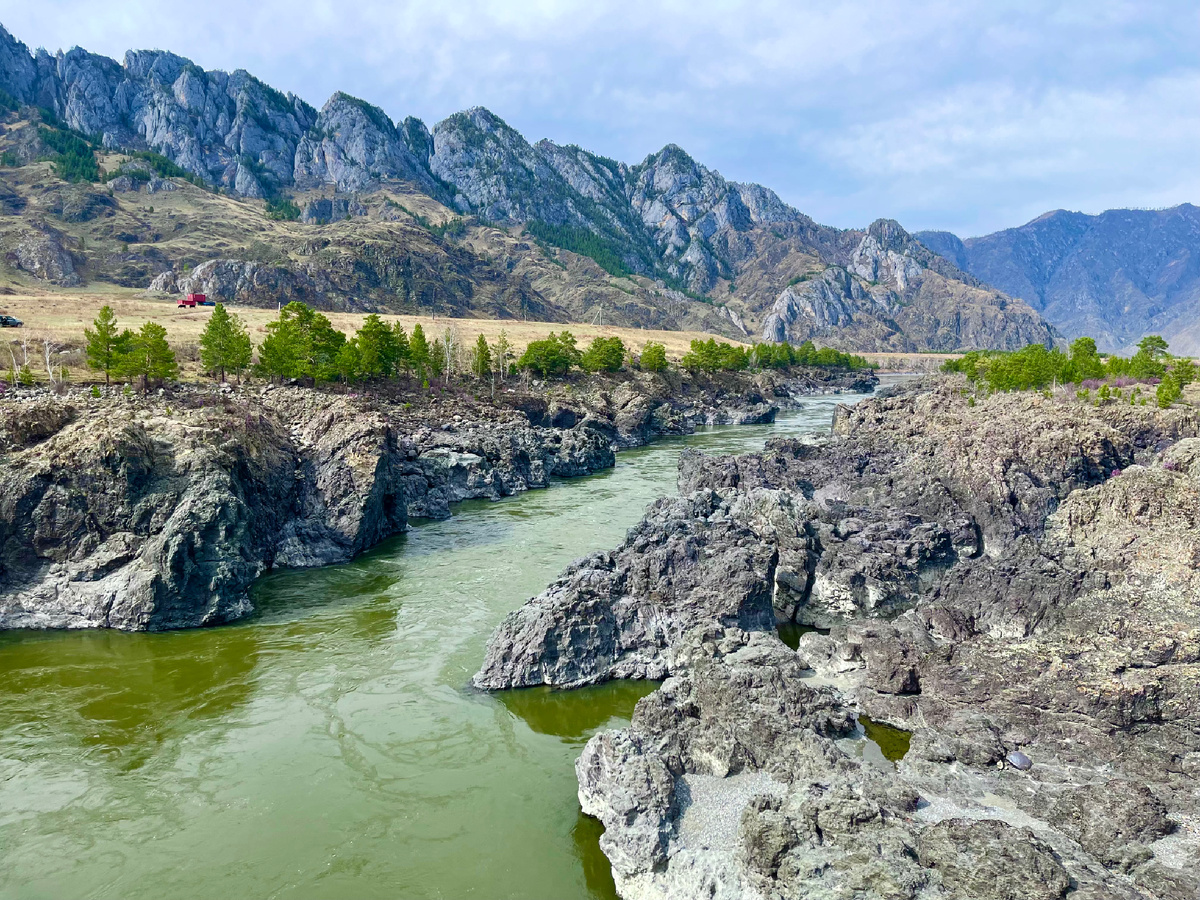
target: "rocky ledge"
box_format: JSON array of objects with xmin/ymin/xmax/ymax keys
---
[
  {"xmin": 0, "ymin": 366, "xmax": 870, "ymax": 632},
  {"xmin": 476, "ymin": 376, "xmax": 1200, "ymax": 899}
]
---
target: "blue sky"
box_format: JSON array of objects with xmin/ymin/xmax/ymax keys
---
[{"xmin": 5, "ymin": 0, "xmax": 1199, "ymax": 236}]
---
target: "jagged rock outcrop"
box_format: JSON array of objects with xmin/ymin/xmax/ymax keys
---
[
  {"xmin": 143, "ymin": 235, "xmax": 550, "ymax": 317},
  {"xmin": 479, "ymin": 376, "xmax": 1200, "ymax": 898},
  {"xmin": 300, "ymin": 194, "xmax": 367, "ymax": 224},
  {"xmin": 293, "ymin": 92, "xmax": 439, "ymax": 195},
  {"xmin": 761, "ymin": 220, "xmax": 1060, "ymax": 351},
  {"xmin": 150, "ymin": 258, "xmax": 322, "ymax": 307},
  {"xmin": 917, "ymin": 203, "xmax": 1200, "ymax": 355},
  {"xmin": 430, "ymin": 107, "xmax": 582, "ymax": 222},
  {"xmin": 5, "ymin": 226, "xmax": 79, "ymax": 284},
  {"xmin": 0, "ymin": 387, "xmax": 610, "ymax": 630},
  {"xmin": 0, "ymin": 25, "xmax": 317, "ymax": 197}
]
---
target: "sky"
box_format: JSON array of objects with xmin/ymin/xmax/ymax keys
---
[{"xmin": 3, "ymin": 0, "xmax": 1199, "ymax": 236}]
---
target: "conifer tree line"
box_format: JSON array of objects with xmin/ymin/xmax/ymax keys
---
[{"xmin": 77, "ymin": 301, "xmax": 874, "ymax": 391}]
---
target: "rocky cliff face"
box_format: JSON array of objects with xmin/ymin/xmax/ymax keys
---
[
  {"xmin": 760, "ymin": 219, "xmax": 1059, "ymax": 351},
  {"xmin": 0, "ymin": 367, "xmax": 863, "ymax": 631},
  {"xmin": 477, "ymin": 377, "xmax": 1200, "ymax": 899},
  {"xmin": 917, "ymin": 204, "xmax": 1200, "ymax": 355},
  {"xmin": 293, "ymin": 92, "xmax": 440, "ymax": 196}
]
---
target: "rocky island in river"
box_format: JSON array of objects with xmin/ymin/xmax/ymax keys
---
[{"xmin": 477, "ymin": 375, "xmax": 1200, "ymax": 900}]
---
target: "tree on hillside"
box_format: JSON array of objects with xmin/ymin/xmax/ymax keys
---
[
  {"xmin": 335, "ymin": 340, "xmax": 362, "ymax": 384},
  {"xmin": 492, "ymin": 330, "xmax": 512, "ymax": 381},
  {"xmin": 1157, "ymin": 357, "xmax": 1197, "ymax": 408},
  {"xmin": 124, "ymin": 322, "xmax": 178, "ymax": 393},
  {"xmin": 681, "ymin": 338, "xmax": 725, "ymax": 372},
  {"xmin": 518, "ymin": 331, "xmax": 582, "ymax": 377},
  {"xmin": 1130, "ymin": 334, "xmax": 1169, "ymax": 379},
  {"xmin": 199, "ymin": 303, "xmax": 253, "ymax": 383},
  {"xmin": 581, "ymin": 336, "xmax": 625, "ymax": 372},
  {"xmin": 471, "ymin": 333, "xmax": 492, "ymax": 379},
  {"xmin": 1066, "ymin": 336, "xmax": 1105, "ymax": 383},
  {"xmin": 639, "ymin": 341, "xmax": 668, "ymax": 372},
  {"xmin": 409, "ymin": 322, "xmax": 431, "ymax": 383},
  {"xmin": 84, "ymin": 305, "xmax": 133, "ymax": 384},
  {"xmin": 355, "ymin": 314, "xmax": 400, "ymax": 379},
  {"xmin": 1138, "ymin": 335, "xmax": 1169, "ymax": 358},
  {"xmin": 256, "ymin": 302, "xmax": 345, "ymax": 383}
]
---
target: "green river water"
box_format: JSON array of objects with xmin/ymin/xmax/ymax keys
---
[{"xmin": 0, "ymin": 388, "xmax": 881, "ymax": 900}]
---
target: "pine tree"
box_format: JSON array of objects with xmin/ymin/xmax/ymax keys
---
[
  {"xmin": 199, "ymin": 303, "xmax": 252, "ymax": 383},
  {"xmin": 640, "ymin": 341, "xmax": 668, "ymax": 372},
  {"xmin": 227, "ymin": 317, "xmax": 252, "ymax": 383},
  {"xmin": 409, "ymin": 322, "xmax": 431, "ymax": 381},
  {"xmin": 471, "ymin": 333, "xmax": 492, "ymax": 379},
  {"xmin": 84, "ymin": 305, "xmax": 132, "ymax": 384},
  {"xmin": 256, "ymin": 302, "xmax": 345, "ymax": 383},
  {"xmin": 257, "ymin": 312, "xmax": 303, "ymax": 382},
  {"xmin": 335, "ymin": 341, "xmax": 362, "ymax": 383},
  {"xmin": 126, "ymin": 322, "xmax": 178, "ymax": 393},
  {"xmin": 355, "ymin": 314, "xmax": 398, "ymax": 378}
]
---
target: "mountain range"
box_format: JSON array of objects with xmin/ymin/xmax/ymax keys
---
[
  {"xmin": 917, "ymin": 204, "xmax": 1200, "ymax": 355},
  {"xmin": 0, "ymin": 24, "xmax": 1067, "ymax": 351}
]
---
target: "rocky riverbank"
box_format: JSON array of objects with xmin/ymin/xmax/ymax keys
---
[
  {"xmin": 476, "ymin": 376, "xmax": 1200, "ymax": 899},
  {"xmin": 0, "ymin": 365, "xmax": 872, "ymax": 631}
]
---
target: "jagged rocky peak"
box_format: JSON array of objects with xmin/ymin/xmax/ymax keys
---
[
  {"xmin": 0, "ymin": 26, "xmax": 321, "ymax": 196},
  {"xmin": 534, "ymin": 140, "xmax": 628, "ymax": 207},
  {"xmin": 623, "ymin": 144, "xmax": 803, "ymax": 292},
  {"xmin": 631, "ymin": 144, "xmax": 749, "ymax": 240},
  {"xmin": 293, "ymin": 91, "xmax": 435, "ymax": 193},
  {"xmin": 849, "ymin": 218, "xmax": 925, "ymax": 289},
  {"xmin": 429, "ymin": 106, "xmax": 575, "ymax": 221},
  {"xmin": 759, "ymin": 215, "xmax": 1059, "ymax": 351}
]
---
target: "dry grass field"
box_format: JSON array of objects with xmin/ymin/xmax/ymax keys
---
[
  {"xmin": 0, "ymin": 285, "xmax": 756, "ymax": 382},
  {"xmin": 0, "ymin": 284, "xmax": 941, "ymax": 382}
]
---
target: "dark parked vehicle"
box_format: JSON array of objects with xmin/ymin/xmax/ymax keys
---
[{"xmin": 0, "ymin": 315, "xmax": 22, "ymax": 327}]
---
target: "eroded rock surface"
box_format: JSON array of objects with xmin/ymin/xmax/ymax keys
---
[{"xmin": 479, "ymin": 375, "xmax": 1200, "ymax": 898}]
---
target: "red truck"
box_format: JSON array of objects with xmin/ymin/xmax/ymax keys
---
[{"xmin": 177, "ymin": 293, "xmax": 214, "ymax": 308}]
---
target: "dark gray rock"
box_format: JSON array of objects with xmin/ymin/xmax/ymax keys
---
[{"xmin": 480, "ymin": 375, "xmax": 1200, "ymax": 898}]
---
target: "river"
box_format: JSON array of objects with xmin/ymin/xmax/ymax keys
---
[{"xmin": 0, "ymin": 385, "xmax": 884, "ymax": 900}]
